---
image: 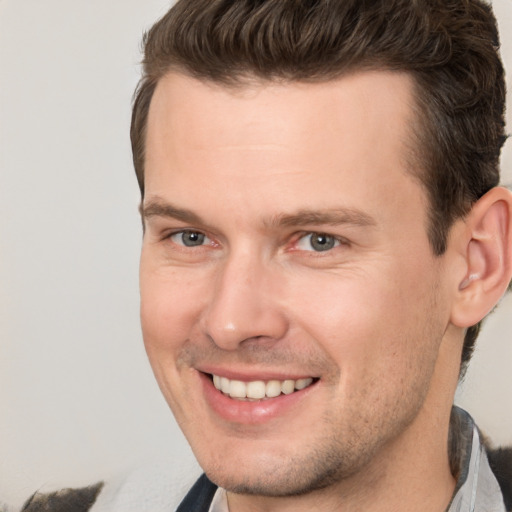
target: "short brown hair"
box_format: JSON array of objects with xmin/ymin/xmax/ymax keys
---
[{"xmin": 131, "ymin": 0, "xmax": 507, "ymax": 374}]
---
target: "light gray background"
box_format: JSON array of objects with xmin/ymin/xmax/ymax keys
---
[{"xmin": 1, "ymin": 0, "xmax": 511, "ymax": 509}]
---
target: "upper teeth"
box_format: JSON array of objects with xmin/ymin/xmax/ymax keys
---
[{"xmin": 212, "ymin": 375, "xmax": 314, "ymax": 400}]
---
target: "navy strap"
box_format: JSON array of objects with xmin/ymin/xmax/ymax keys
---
[{"xmin": 176, "ymin": 474, "xmax": 218, "ymax": 512}]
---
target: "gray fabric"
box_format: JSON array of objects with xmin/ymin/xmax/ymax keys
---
[{"xmin": 447, "ymin": 408, "xmax": 506, "ymax": 512}]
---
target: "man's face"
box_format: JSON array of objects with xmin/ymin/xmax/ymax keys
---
[{"xmin": 140, "ymin": 71, "xmax": 455, "ymax": 496}]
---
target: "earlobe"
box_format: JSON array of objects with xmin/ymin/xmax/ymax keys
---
[{"xmin": 451, "ymin": 187, "xmax": 512, "ymax": 328}]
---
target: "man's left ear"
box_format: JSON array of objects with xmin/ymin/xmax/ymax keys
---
[{"xmin": 450, "ymin": 186, "xmax": 512, "ymax": 328}]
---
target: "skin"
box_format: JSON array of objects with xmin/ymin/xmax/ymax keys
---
[{"xmin": 140, "ymin": 71, "xmax": 466, "ymax": 512}]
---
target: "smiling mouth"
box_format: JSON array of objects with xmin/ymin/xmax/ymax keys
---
[{"xmin": 210, "ymin": 374, "xmax": 317, "ymax": 400}]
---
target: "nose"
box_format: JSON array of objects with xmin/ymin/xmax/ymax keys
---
[{"xmin": 201, "ymin": 251, "xmax": 288, "ymax": 350}]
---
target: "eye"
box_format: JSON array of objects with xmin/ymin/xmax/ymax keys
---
[
  {"xmin": 295, "ymin": 232, "xmax": 341, "ymax": 252},
  {"xmin": 169, "ymin": 230, "xmax": 211, "ymax": 247}
]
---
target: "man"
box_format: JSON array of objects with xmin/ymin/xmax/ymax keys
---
[{"xmin": 22, "ymin": 0, "xmax": 512, "ymax": 511}]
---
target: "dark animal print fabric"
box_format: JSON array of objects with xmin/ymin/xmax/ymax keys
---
[{"xmin": 21, "ymin": 483, "xmax": 103, "ymax": 512}]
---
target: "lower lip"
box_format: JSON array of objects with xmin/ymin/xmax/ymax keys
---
[{"xmin": 199, "ymin": 372, "xmax": 317, "ymax": 425}]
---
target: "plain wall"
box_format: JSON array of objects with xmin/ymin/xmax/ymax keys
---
[{"xmin": 1, "ymin": 0, "xmax": 511, "ymax": 508}]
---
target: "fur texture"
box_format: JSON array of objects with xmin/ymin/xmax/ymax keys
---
[
  {"xmin": 21, "ymin": 483, "xmax": 103, "ymax": 512},
  {"xmin": 488, "ymin": 447, "xmax": 512, "ymax": 511}
]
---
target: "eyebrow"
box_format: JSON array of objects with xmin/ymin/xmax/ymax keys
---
[
  {"xmin": 142, "ymin": 198, "xmax": 204, "ymax": 225},
  {"xmin": 141, "ymin": 197, "xmax": 377, "ymax": 230},
  {"xmin": 266, "ymin": 209, "xmax": 377, "ymax": 229}
]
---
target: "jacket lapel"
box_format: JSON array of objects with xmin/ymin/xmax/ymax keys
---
[{"xmin": 176, "ymin": 474, "xmax": 218, "ymax": 512}]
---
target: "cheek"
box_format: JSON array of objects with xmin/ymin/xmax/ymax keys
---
[
  {"xmin": 139, "ymin": 264, "xmax": 208, "ymax": 414},
  {"xmin": 139, "ymin": 262, "xmax": 208, "ymax": 354},
  {"xmin": 286, "ymin": 272, "xmax": 391, "ymax": 341},
  {"xmin": 285, "ymin": 266, "xmax": 438, "ymax": 379}
]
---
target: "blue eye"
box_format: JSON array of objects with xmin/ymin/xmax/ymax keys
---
[
  {"xmin": 296, "ymin": 233, "xmax": 340, "ymax": 252},
  {"xmin": 170, "ymin": 231, "xmax": 210, "ymax": 247}
]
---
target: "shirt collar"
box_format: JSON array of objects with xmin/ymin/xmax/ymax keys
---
[
  {"xmin": 208, "ymin": 486, "xmax": 228, "ymax": 512},
  {"xmin": 447, "ymin": 407, "xmax": 505, "ymax": 512}
]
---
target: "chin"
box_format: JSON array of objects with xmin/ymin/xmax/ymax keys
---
[
  {"xmin": 195, "ymin": 436, "xmax": 375, "ymax": 498},
  {"xmin": 215, "ymin": 472, "xmax": 342, "ymax": 498}
]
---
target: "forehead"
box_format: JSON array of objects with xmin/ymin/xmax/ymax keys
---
[
  {"xmin": 146, "ymin": 70, "xmax": 416, "ymax": 160},
  {"xmin": 144, "ymin": 71, "xmax": 426, "ymax": 230}
]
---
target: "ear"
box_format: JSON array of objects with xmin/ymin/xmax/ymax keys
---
[{"xmin": 450, "ymin": 187, "xmax": 512, "ymax": 328}]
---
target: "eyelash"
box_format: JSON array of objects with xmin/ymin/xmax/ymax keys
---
[
  {"xmin": 164, "ymin": 229, "xmax": 349, "ymax": 254},
  {"xmin": 293, "ymin": 232, "xmax": 345, "ymax": 253},
  {"xmin": 167, "ymin": 230, "xmax": 215, "ymax": 248}
]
